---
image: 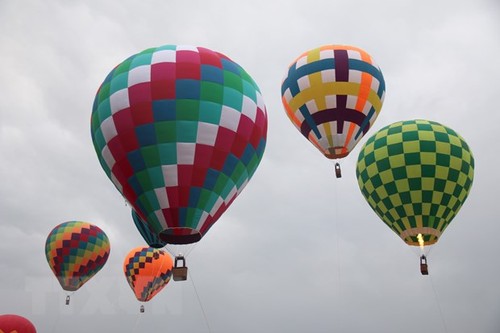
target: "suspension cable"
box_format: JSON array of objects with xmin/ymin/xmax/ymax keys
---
[
  {"xmin": 429, "ymin": 274, "xmax": 449, "ymax": 333},
  {"xmin": 188, "ymin": 270, "xmax": 212, "ymax": 333}
]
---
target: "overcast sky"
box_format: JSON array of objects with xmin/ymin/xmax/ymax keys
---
[{"xmin": 1, "ymin": 0, "xmax": 499, "ymax": 332}]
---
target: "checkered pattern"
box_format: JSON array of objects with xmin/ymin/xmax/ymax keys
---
[
  {"xmin": 356, "ymin": 119, "xmax": 475, "ymax": 246},
  {"xmin": 281, "ymin": 45, "xmax": 385, "ymax": 159},
  {"xmin": 91, "ymin": 45, "xmax": 268, "ymax": 244},
  {"xmin": 123, "ymin": 246, "xmax": 173, "ymax": 302},
  {"xmin": 132, "ymin": 210, "xmax": 166, "ymax": 248},
  {"xmin": 45, "ymin": 221, "xmax": 110, "ymax": 291}
]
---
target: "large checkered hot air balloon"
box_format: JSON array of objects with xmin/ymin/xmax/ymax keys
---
[
  {"xmin": 91, "ymin": 45, "xmax": 267, "ymax": 246},
  {"xmin": 356, "ymin": 119, "xmax": 474, "ymax": 274},
  {"xmin": 45, "ymin": 221, "xmax": 110, "ymax": 302},
  {"xmin": 281, "ymin": 45, "xmax": 385, "ymax": 177}
]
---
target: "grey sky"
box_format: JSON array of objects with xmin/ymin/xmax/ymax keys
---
[{"xmin": 1, "ymin": 0, "xmax": 499, "ymax": 332}]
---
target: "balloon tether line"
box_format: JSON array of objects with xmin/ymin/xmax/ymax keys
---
[
  {"xmin": 189, "ymin": 270, "xmax": 212, "ymax": 333},
  {"xmin": 429, "ymin": 274, "xmax": 449, "ymax": 333},
  {"xmin": 132, "ymin": 309, "xmax": 143, "ymax": 332},
  {"xmin": 331, "ymin": 171, "xmax": 342, "ymax": 331},
  {"xmin": 165, "ymin": 242, "xmax": 198, "ymax": 258},
  {"xmin": 49, "ymin": 298, "xmax": 63, "ymax": 333}
]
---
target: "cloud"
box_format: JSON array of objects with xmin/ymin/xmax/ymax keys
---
[{"xmin": 0, "ymin": 0, "xmax": 499, "ymax": 332}]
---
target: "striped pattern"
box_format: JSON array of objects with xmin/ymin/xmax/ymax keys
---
[
  {"xmin": 132, "ymin": 210, "xmax": 166, "ymax": 248},
  {"xmin": 123, "ymin": 246, "xmax": 173, "ymax": 302},
  {"xmin": 91, "ymin": 45, "xmax": 267, "ymax": 244},
  {"xmin": 356, "ymin": 120, "xmax": 474, "ymax": 246},
  {"xmin": 45, "ymin": 221, "xmax": 110, "ymax": 291},
  {"xmin": 281, "ymin": 45, "xmax": 385, "ymax": 159}
]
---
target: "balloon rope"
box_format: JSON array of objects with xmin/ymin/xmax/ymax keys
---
[
  {"xmin": 333, "ymin": 167, "xmax": 342, "ymax": 293},
  {"xmin": 164, "ymin": 242, "xmax": 198, "ymax": 258},
  {"xmin": 332, "ymin": 163, "xmax": 342, "ymax": 332},
  {"xmin": 132, "ymin": 309, "xmax": 143, "ymax": 332},
  {"xmin": 49, "ymin": 300, "xmax": 62, "ymax": 333},
  {"xmin": 429, "ymin": 275, "xmax": 449, "ymax": 333},
  {"xmin": 188, "ymin": 270, "xmax": 212, "ymax": 333},
  {"xmin": 164, "ymin": 245, "xmax": 175, "ymax": 257},
  {"xmin": 185, "ymin": 242, "xmax": 198, "ymax": 257},
  {"xmin": 49, "ymin": 291, "xmax": 74, "ymax": 333}
]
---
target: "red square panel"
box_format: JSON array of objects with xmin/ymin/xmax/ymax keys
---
[
  {"xmin": 191, "ymin": 166, "xmax": 208, "ymax": 187},
  {"xmin": 215, "ymin": 127, "xmax": 236, "ymax": 152},
  {"xmin": 128, "ymin": 82, "xmax": 152, "ymax": 105},
  {"xmin": 151, "ymin": 62, "xmax": 176, "ymax": 81},
  {"xmin": 198, "ymin": 48, "xmax": 223, "ymax": 68},
  {"xmin": 151, "ymin": 80, "xmax": 176, "ymax": 99},
  {"xmin": 194, "ymin": 144, "xmax": 214, "ymax": 168},
  {"xmin": 210, "ymin": 149, "xmax": 228, "ymax": 170},
  {"xmin": 177, "ymin": 165, "xmax": 194, "ymax": 187},
  {"xmin": 176, "ymin": 62, "xmax": 201, "ymax": 80},
  {"xmin": 131, "ymin": 102, "xmax": 154, "ymax": 125},
  {"xmin": 107, "ymin": 136, "xmax": 126, "ymax": 163}
]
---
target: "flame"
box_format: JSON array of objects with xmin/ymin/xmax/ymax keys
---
[{"xmin": 417, "ymin": 233, "xmax": 425, "ymax": 251}]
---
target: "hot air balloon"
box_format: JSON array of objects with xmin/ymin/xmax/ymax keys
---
[
  {"xmin": 281, "ymin": 45, "xmax": 385, "ymax": 177},
  {"xmin": 123, "ymin": 246, "xmax": 173, "ymax": 312},
  {"xmin": 132, "ymin": 210, "xmax": 166, "ymax": 249},
  {"xmin": 91, "ymin": 45, "xmax": 267, "ymax": 278},
  {"xmin": 0, "ymin": 314, "xmax": 36, "ymax": 333},
  {"xmin": 91, "ymin": 45, "xmax": 267, "ymax": 246},
  {"xmin": 45, "ymin": 221, "xmax": 111, "ymax": 303},
  {"xmin": 356, "ymin": 119, "xmax": 474, "ymax": 274}
]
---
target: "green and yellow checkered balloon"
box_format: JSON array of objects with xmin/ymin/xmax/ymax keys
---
[{"xmin": 356, "ymin": 119, "xmax": 474, "ymax": 246}]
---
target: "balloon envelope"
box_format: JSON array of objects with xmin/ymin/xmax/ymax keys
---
[
  {"xmin": 0, "ymin": 314, "xmax": 36, "ymax": 333},
  {"xmin": 45, "ymin": 221, "xmax": 111, "ymax": 291},
  {"xmin": 356, "ymin": 119, "xmax": 474, "ymax": 246},
  {"xmin": 91, "ymin": 45, "xmax": 267, "ymax": 245},
  {"xmin": 281, "ymin": 45, "xmax": 385, "ymax": 159},
  {"xmin": 123, "ymin": 246, "xmax": 173, "ymax": 302},
  {"xmin": 132, "ymin": 210, "xmax": 166, "ymax": 248}
]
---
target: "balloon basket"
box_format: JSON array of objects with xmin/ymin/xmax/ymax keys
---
[
  {"xmin": 335, "ymin": 163, "xmax": 342, "ymax": 178},
  {"xmin": 172, "ymin": 255, "xmax": 188, "ymax": 281},
  {"xmin": 420, "ymin": 255, "xmax": 429, "ymax": 275}
]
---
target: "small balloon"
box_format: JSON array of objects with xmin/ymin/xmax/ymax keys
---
[
  {"xmin": 45, "ymin": 221, "xmax": 110, "ymax": 292},
  {"xmin": 123, "ymin": 246, "xmax": 173, "ymax": 302}
]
